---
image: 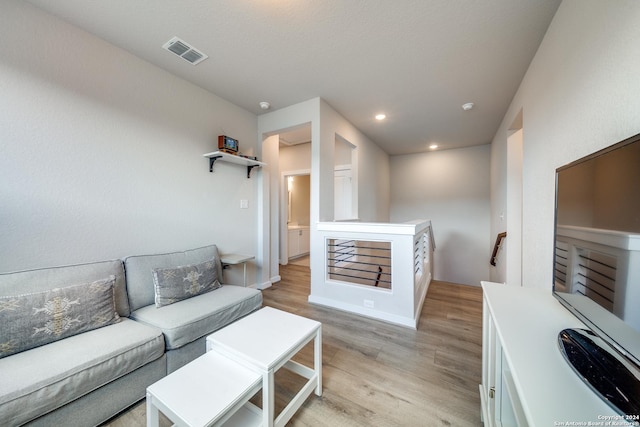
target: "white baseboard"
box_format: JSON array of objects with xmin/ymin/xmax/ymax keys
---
[
  {"xmin": 307, "ymin": 295, "xmax": 417, "ymax": 329},
  {"xmin": 257, "ymin": 281, "xmax": 272, "ymax": 290}
]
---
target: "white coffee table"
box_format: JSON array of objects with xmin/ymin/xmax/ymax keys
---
[
  {"xmin": 206, "ymin": 307, "xmax": 322, "ymax": 427},
  {"xmin": 146, "ymin": 351, "xmax": 262, "ymax": 426}
]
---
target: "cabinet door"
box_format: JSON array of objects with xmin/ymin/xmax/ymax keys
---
[
  {"xmin": 288, "ymin": 230, "xmax": 300, "ymax": 258},
  {"xmin": 481, "ymin": 298, "xmax": 497, "ymax": 427},
  {"xmin": 481, "ymin": 296, "xmax": 528, "ymax": 427},
  {"xmin": 299, "ymin": 228, "xmax": 310, "ymax": 254}
]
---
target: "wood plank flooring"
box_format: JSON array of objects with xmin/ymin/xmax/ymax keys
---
[{"xmin": 103, "ymin": 264, "xmax": 483, "ymax": 426}]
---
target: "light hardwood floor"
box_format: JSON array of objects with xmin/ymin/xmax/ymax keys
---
[{"xmin": 103, "ymin": 264, "xmax": 483, "ymax": 426}]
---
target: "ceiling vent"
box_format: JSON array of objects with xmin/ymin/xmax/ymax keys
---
[{"xmin": 162, "ymin": 37, "xmax": 208, "ymax": 65}]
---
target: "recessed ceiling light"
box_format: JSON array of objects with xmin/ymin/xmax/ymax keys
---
[
  {"xmin": 462, "ymin": 102, "xmax": 474, "ymax": 111},
  {"xmin": 375, "ymin": 113, "xmax": 386, "ymax": 121},
  {"xmin": 429, "ymin": 144, "xmax": 438, "ymax": 150}
]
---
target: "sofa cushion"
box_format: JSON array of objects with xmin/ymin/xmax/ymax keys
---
[
  {"xmin": 130, "ymin": 285, "xmax": 262, "ymax": 350},
  {"xmin": 0, "ymin": 276, "xmax": 120, "ymax": 358},
  {"xmin": 125, "ymin": 245, "xmax": 224, "ymax": 312},
  {"xmin": 0, "ymin": 318, "xmax": 164, "ymax": 426},
  {"xmin": 153, "ymin": 259, "xmax": 221, "ymax": 308},
  {"xmin": 0, "ymin": 260, "xmax": 130, "ymax": 318}
]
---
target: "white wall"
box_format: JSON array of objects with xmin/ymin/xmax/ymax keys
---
[
  {"xmin": 0, "ymin": 1, "xmax": 259, "ymax": 285},
  {"xmin": 490, "ymin": 0, "xmax": 640, "ymax": 288},
  {"xmin": 280, "ymin": 143, "xmax": 312, "ymax": 171},
  {"xmin": 390, "ymin": 145, "xmax": 491, "ymax": 286}
]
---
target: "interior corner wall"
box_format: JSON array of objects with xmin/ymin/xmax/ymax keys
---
[
  {"xmin": 490, "ymin": 0, "xmax": 640, "ymax": 289},
  {"xmin": 0, "ymin": 1, "xmax": 259, "ymax": 281},
  {"xmin": 389, "ymin": 145, "xmax": 491, "ymax": 286},
  {"xmin": 318, "ymin": 99, "xmax": 391, "ymax": 223},
  {"xmin": 260, "ymin": 134, "xmax": 280, "ymax": 286}
]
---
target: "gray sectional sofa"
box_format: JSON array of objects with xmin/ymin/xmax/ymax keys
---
[{"xmin": 0, "ymin": 244, "xmax": 262, "ymax": 426}]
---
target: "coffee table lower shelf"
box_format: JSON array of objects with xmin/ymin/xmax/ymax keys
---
[{"xmin": 221, "ymin": 402, "xmax": 262, "ymax": 427}]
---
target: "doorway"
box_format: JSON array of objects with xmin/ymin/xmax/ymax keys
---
[
  {"xmin": 278, "ymin": 125, "xmax": 312, "ymax": 266},
  {"xmin": 283, "ymin": 172, "xmax": 311, "ymax": 265},
  {"xmin": 506, "ymin": 122, "xmax": 523, "ymax": 286}
]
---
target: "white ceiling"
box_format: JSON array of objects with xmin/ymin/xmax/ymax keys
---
[{"xmin": 26, "ymin": 0, "xmax": 560, "ymax": 155}]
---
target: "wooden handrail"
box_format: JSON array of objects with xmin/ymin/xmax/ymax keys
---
[
  {"xmin": 374, "ymin": 266, "xmax": 383, "ymax": 287},
  {"xmin": 490, "ymin": 232, "xmax": 507, "ymax": 266}
]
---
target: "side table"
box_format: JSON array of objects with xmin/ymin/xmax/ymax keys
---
[
  {"xmin": 220, "ymin": 254, "xmax": 254, "ymax": 287},
  {"xmin": 146, "ymin": 351, "xmax": 262, "ymax": 427}
]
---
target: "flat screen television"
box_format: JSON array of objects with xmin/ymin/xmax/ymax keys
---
[{"xmin": 553, "ymin": 132, "xmax": 640, "ymax": 415}]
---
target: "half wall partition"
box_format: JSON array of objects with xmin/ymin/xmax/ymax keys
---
[{"xmin": 310, "ymin": 219, "xmax": 433, "ymax": 329}]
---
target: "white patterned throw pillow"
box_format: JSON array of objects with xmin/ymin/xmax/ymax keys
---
[{"xmin": 152, "ymin": 258, "xmax": 221, "ymax": 308}]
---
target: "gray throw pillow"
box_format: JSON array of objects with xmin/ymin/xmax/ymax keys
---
[
  {"xmin": 0, "ymin": 276, "xmax": 120, "ymax": 358},
  {"xmin": 152, "ymin": 258, "xmax": 221, "ymax": 308}
]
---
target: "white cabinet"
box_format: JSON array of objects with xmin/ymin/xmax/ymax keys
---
[
  {"xmin": 288, "ymin": 227, "xmax": 309, "ymax": 259},
  {"xmin": 480, "ymin": 282, "xmax": 617, "ymax": 426},
  {"xmin": 481, "ymin": 297, "xmax": 528, "ymax": 427}
]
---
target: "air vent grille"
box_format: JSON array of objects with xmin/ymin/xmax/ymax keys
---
[{"xmin": 162, "ymin": 37, "xmax": 208, "ymax": 65}]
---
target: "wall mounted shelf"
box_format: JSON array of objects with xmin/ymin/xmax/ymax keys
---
[{"xmin": 203, "ymin": 151, "xmax": 265, "ymax": 178}]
